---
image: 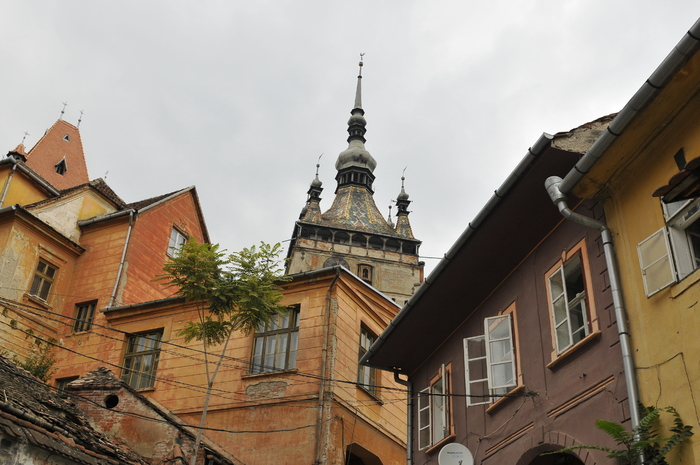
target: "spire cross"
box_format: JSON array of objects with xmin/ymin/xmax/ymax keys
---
[
  {"xmin": 78, "ymin": 110, "xmax": 84, "ymax": 127},
  {"xmin": 60, "ymin": 101, "xmax": 68, "ymax": 120},
  {"xmin": 21, "ymin": 131, "xmax": 29, "ymax": 145}
]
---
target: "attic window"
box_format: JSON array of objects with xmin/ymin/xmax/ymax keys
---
[
  {"xmin": 63, "ymin": 134, "xmax": 70, "ymax": 142},
  {"xmin": 55, "ymin": 159, "xmax": 67, "ymax": 175}
]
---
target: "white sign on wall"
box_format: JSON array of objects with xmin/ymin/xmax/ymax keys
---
[{"xmin": 438, "ymin": 442, "xmax": 474, "ymax": 465}]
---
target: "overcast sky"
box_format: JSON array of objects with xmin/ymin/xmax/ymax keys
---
[{"xmin": 2, "ymin": 2, "xmax": 699, "ymax": 276}]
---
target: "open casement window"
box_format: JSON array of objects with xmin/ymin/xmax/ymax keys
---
[
  {"xmin": 250, "ymin": 307, "xmax": 300, "ymax": 374},
  {"xmin": 417, "ymin": 365, "xmax": 451, "ymax": 450},
  {"xmin": 638, "ymin": 198, "xmax": 700, "ymax": 297},
  {"xmin": 464, "ymin": 312, "xmax": 518, "ymax": 407},
  {"xmin": 547, "ymin": 254, "xmax": 591, "ymax": 353}
]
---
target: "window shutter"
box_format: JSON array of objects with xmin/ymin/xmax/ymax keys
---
[
  {"xmin": 484, "ymin": 314, "xmax": 515, "ymax": 391},
  {"xmin": 440, "ymin": 364, "xmax": 447, "ymax": 439},
  {"xmin": 637, "ymin": 227, "xmax": 676, "ymax": 297},
  {"xmin": 417, "ymin": 387, "xmax": 430, "ymax": 449}
]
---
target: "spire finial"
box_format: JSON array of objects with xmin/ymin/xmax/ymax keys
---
[
  {"xmin": 78, "ymin": 110, "xmax": 84, "ymax": 128},
  {"xmin": 21, "ymin": 131, "xmax": 29, "ymax": 145},
  {"xmin": 60, "ymin": 101, "xmax": 68, "ymax": 120},
  {"xmin": 354, "ymin": 53, "xmax": 364, "ymax": 110},
  {"xmin": 316, "ymin": 154, "xmax": 322, "ymax": 177}
]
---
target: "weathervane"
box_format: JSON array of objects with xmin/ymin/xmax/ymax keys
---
[
  {"xmin": 316, "ymin": 154, "xmax": 323, "ymax": 176},
  {"xmin": 21, "ymin": 131, "xmax": 29, "ymax": 145},
  {"xmin": 60, "ymin": 101, "xmax": 68, "ymax": 120},
  {"xmin": 358, "ymin": 53, "xmax": 364, "ymax": 76},
  {"xmin": 78, "ymin": 110, "xmax": 84, "ymax": 128}
]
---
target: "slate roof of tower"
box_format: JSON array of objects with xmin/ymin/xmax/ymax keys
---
[{"xmin": 314, "ymin": 185, "xmax": 399, "ymax": 236}]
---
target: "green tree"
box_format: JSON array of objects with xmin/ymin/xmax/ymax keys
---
[
  {"xmin": 12, "ymin": 337, "xmax": 58, "ymax": 383},
  {"xmin": 158, "ymin": 239, "xmax": 289, "ymax": 465},
  {"xmin": 544, "ymin": 406, "xmax": 693, "ymax": 465}
]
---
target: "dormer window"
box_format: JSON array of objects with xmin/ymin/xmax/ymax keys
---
[
  {"xmin": 55, "ymin": 159, "xmax": 67, "ymax": 175},
  {"xmin": 63, "ymin": 134, "xmax": 70, "ymax": 142}
]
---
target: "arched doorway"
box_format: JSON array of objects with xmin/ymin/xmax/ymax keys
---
[{"xmin": 516, "ymin": 444, "xmax": 586, "ymax": 465}]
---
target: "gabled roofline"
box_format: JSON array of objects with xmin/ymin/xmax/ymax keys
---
[
  {"xmin": 559, "ymin": 18, "xmax": 700, "ymax": 195},
  {"xmin": 0, "ymin": 204, "xmax": 85, "ymax": 254},
  {"xmin": 362, "ymin": 133, "xmax": 554, "ymax": 372},
  {"xmin": 0, "ymin": 155, "xmax": 60, "ymax": 196},
  {"xmin": 77, "ymin": 186, "xmax": 211, "ymax": 242}
]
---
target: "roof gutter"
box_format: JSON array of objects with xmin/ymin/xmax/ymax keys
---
[
  {"xmin": 362, "ymin": 133, "xmax": 554, "ymax": 372},
  {"xmin": 2, "ymin": 155, "xmax": 60, "ymax": 196},
  {"xmin": 544, "ymin": 17, "xmax": 700, "ymax": 434}
]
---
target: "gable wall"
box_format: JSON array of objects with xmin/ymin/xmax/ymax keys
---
[{"xmin": 120, "ymin": 193, "xmax": 207, "ymax": 306}]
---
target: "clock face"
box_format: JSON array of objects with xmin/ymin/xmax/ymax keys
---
[{"xmin": 323, "ymin": 256, "xmax": 350, "ymax": 269}]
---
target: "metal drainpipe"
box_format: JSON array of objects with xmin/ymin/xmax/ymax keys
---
[
  {"xmin": 108, "ymin": 210, "xmax": 135, "ymax": 308},
  {"xmin": 315, "ymin": 269, "xmax": 341, "ymax": 465},
  {"xmin": 545, "ymin": 176, "xmax": 642, "ymax": 430},
  {"xmin": 0, "ymin": 162, "xmax": 18, "ymax": 207},
  {"xmin": 393, "ymin": 371, "xmax": 413, "ymax": 465}
]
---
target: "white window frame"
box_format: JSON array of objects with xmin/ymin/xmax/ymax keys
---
[
  {"xmin": 637, "ymin": 198, "xmax": 700, "ymax": 297},
  {"xmin": 546, "ymin": 255, "xmax": 591, "ymax": 354},
  {"xmin": 484, "ymin": 314, "xmax": 516, "ymax": 393},
  {"xmin": 417, "ymin": 364, "xmax": 451, "ymax": 450},
  {"xmin": 167, "ymin": 227, "xmax": 187, "ymax": 257},
  {"xmin": 464, "ymin": 312, "xmax": 518, "ymax": 408}
]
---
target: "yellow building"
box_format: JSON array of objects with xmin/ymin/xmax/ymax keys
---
[{"xmin": 545, "ymin": 18, "xmax": 700, "ymax": 463}]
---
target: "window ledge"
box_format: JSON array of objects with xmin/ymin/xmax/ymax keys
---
[
  {"xmin": 546, "ymin": 330, "xmax": 602, "ymax": 370},
  {"xmin": 23, "ymin": 293, "xmax": 52, "ymax": 309},
  {"xmin": 241, "ymin": 368, "xmax": 299, "ymax": 380},
  {"xmin": 134, "ymin": 387, "xmax": 155, "ymax": 393},
  {"xmin": 357, "ymin": 385, "xmax": 383, "ymax": 404},
  {"xmin": 486, "ymin": 384, "xmax": 525, "ymax": 414},
  {"xmin": 425, "ymin": 434, "xmax": 456, "ymax": 455},
  {"xmin": 671, "ymin": 268, "xmax": 700, "ymax": 298}
]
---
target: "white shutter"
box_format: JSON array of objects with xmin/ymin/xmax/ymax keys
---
[
  {"xmin": 484, "ymin": 315, "xmax": 515, "ymax": 391},
  {"xmin": 637, "ymin": 227, "xmax": 676, "ymax": 297},
  {"xmin": 417, "ymin": 387, "xmax": 430, "ymax": 449}
]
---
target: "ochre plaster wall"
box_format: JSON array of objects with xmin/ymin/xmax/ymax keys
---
[
  {"xmin": 54, "ymin": 271, "xmax": 407, "ymax": 465},
  {"xmin": 590, "ymin": 97, "xmax": 700, "ymax": 465}
]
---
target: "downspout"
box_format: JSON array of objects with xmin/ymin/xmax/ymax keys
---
[
  {"xmin": 0, "ymin": 162, "xmax": 18, "ymax": 207},
  {"xmin": 108, "ymin": 210, "xmax": 135, "ymax": 308},
  {"xmin": 315, "ymin": 269, "xmax": 341, "ymax": 465},
  {"xmin": 545, "ymin": 176, "xmax": 642, "ymax": 430},
  {"xmin": 393, "ymin": 371, "xmax": 413, "ymax": 465}
]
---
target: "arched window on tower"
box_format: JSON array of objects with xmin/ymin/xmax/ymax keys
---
[{"xmin": 358, "ymin": 264, "xmax": 373, "ymax": 285}]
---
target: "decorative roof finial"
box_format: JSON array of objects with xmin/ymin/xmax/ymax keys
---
[
  {"xmin": 21, "ymin": 131, "xmax": 29, "ymax": 145},
  {"xmin": 60, "ymin": 101, "xmax": 67, "ymax": 120},
  {"xmin": 78, "ymin": 110, "xmax": 84, "ymax": 128}
]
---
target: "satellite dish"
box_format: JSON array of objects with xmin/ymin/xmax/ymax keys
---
[{"xmin": 438, "ymin": 443, "xmax": 474, "ymax": 465}]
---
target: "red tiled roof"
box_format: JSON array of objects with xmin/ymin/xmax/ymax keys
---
[
  {"xmin": 652, "ymin": 155, "xmax": 700, "ymax": 202},
  {"xmin": 25, "ymin": 120, "xmax": 90, "ymax": 190}
]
